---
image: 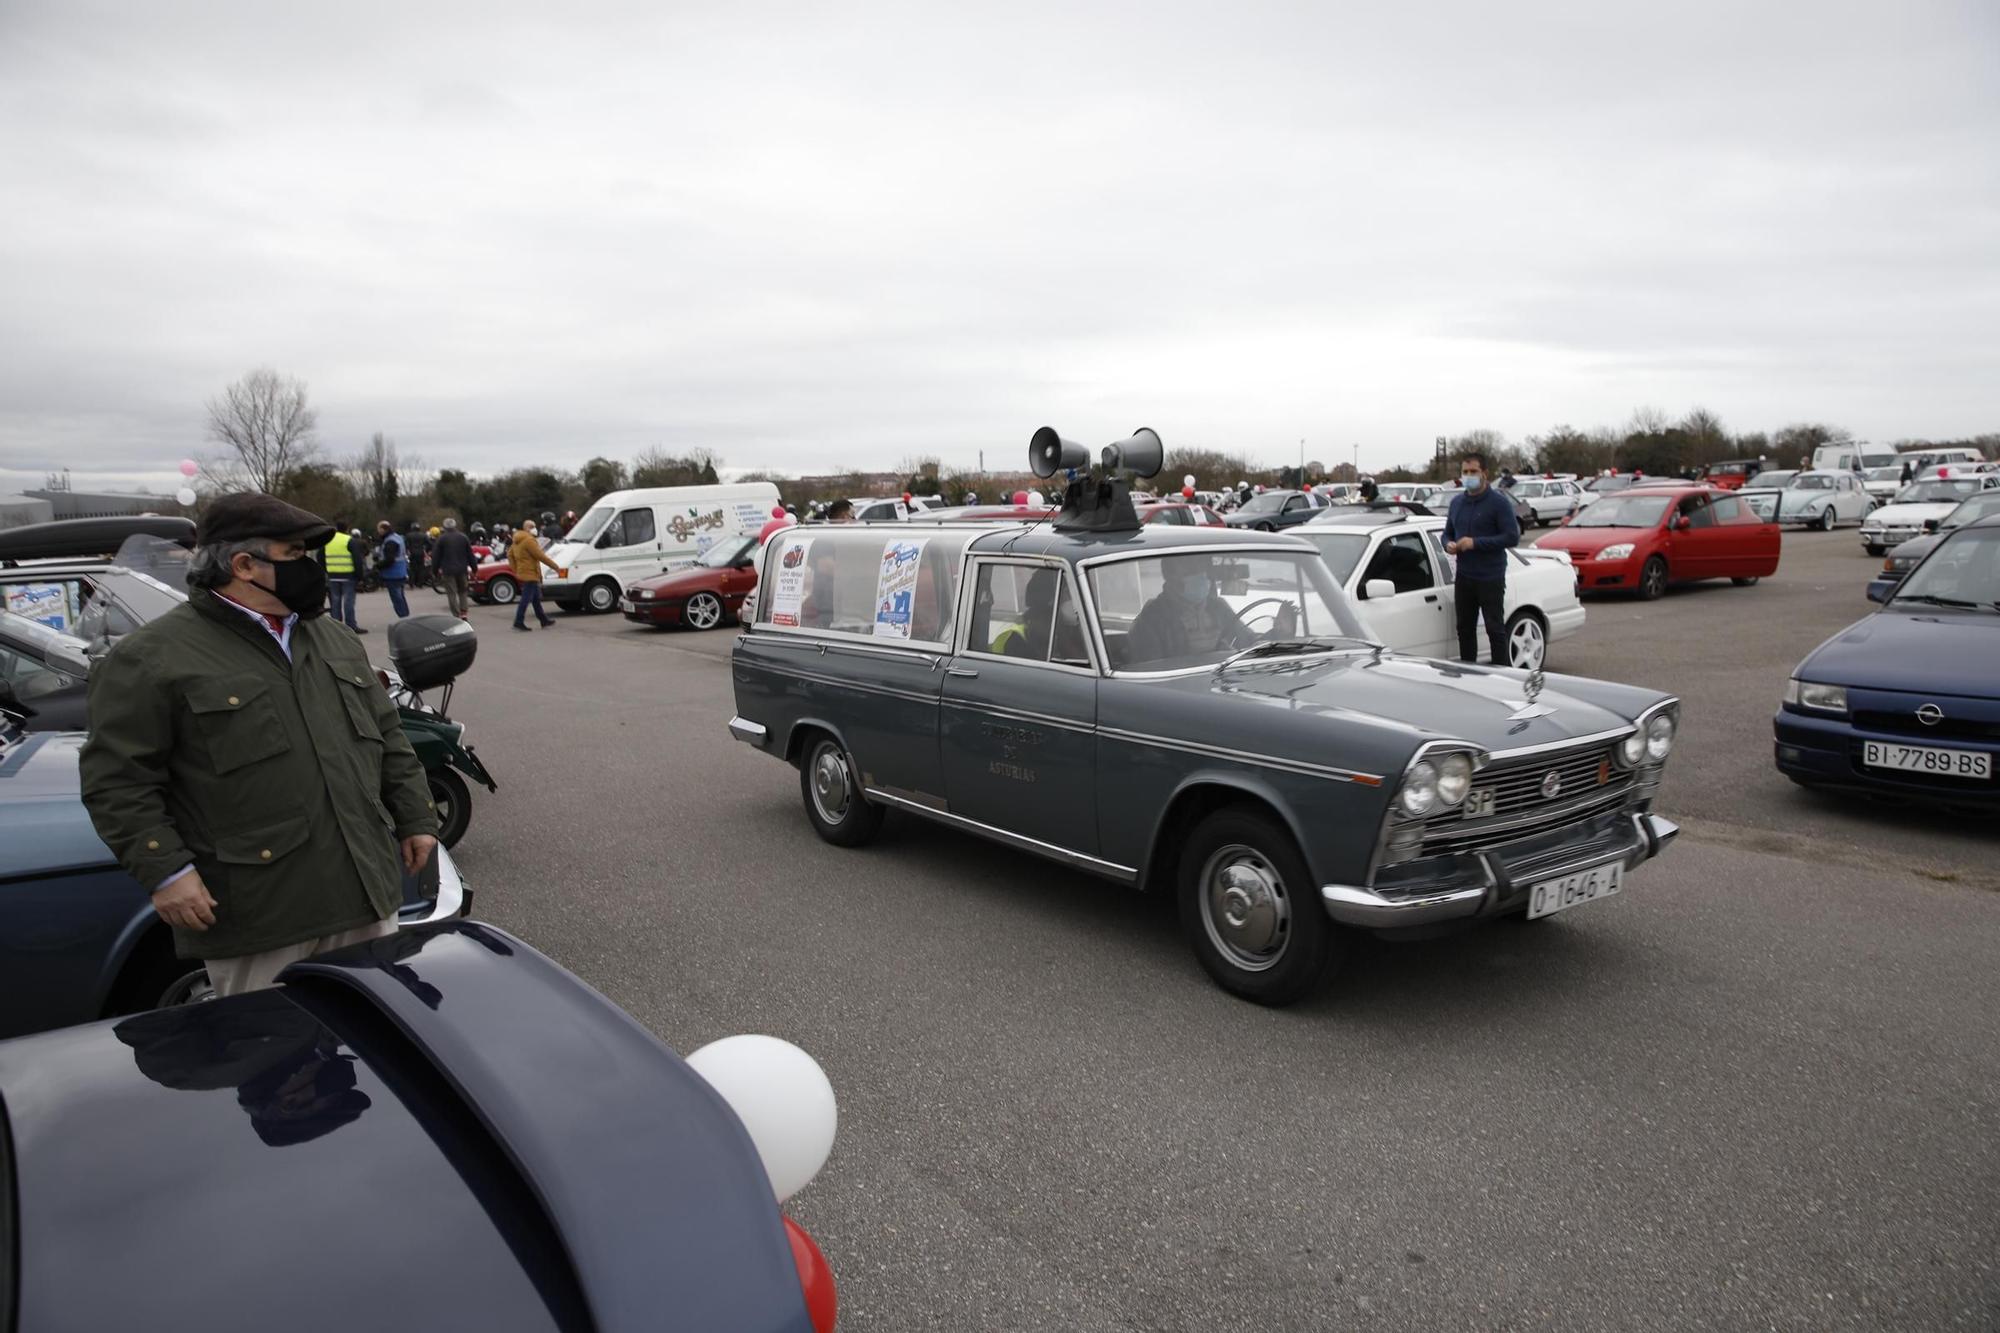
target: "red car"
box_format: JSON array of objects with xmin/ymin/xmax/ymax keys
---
[
  {"xmin": 1136, "ymin": 501, "xmax": 1227, "ymax": 527},
  {"xmin": 1534, "ymin": 485, "xmax": 1780, "ymax": 600},
  {"xmin": 469, "ymin": 557, "xmax": 518, "ymax": 604},
  {"xmin": 621, "ymin": 534, "xmax": 760, "ymax": 629}
]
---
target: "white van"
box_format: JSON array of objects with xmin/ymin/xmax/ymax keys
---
[
  {"xmin": 1897, "ymin": 446, "xmax": 1984, "ymax": 474},
  {"xmin": 539, "ymin": 483, "xmax": 781, "ymax": 613},
  {"xmin": 1811, "ymin": 442, "xmax": 1895, "ymax": 473}
]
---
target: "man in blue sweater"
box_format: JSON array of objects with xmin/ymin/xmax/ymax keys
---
[{"xmin": 1441, "ymin": 452, "xmax": 1521, "ymax": 665}]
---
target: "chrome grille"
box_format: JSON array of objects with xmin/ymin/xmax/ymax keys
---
[{"xmin": 1466, "ymin": 743, "xmax": 1627, "ymax": 819}]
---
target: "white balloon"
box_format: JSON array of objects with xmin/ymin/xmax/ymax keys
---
[
  {"xmin": 685, "ymin": 1035, "xmax": 836, "ymax": 1203},
  {"xmin": 175, "ymin": 487, "xmax": 197, "ymax": 506},
  {"xmin": 1183, "ymin": 473, "xmax": 1196, "ymax": 488}
]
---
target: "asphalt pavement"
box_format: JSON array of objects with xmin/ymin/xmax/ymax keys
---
[{"xmin": 365, "ymin": 535, "xmax": 1997, "ymax": 1331}]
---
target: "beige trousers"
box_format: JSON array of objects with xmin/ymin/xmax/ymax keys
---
[{"xmin": 204, "ymin": 917, "xmax": 399, "ymax": 997}]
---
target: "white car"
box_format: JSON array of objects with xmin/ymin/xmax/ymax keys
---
[
  {"xmin": 1860, "ymin": 465, "xmax": 1909, "ymax": 505},
  {"xmin": 1509, "ymin": 478, "xmax": 1583, "ymax": 525},
  {"xmin": 1737, "ymin": 469, "xmax": 1799, "ymax": 520},
  {"xmin": 1858, "ymin": 476, "xmax": 2000, "ymax": 554},
  {"xmin": 848, "ymin": 496, "xmax": 919, "ymax": 522},
  {"xmin": 1771, "ymin": 470, "xmax": 1872, "ymax": 529},
  {"xmin": 1296, "ymin": 508, "xmax": 1584, "ymax": 670}
]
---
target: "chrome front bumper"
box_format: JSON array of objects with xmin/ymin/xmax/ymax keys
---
[
  {"xmin": 727, "ymin": 716, "xmax": 769, "ymax": 748},
  {"xmin": 1320, "ymin": 812, "xmax": 1679, "ymax": 928}
]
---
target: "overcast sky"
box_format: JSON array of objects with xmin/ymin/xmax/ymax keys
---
[{"xmin": 2, "ymin": 0, "xmax": 1994, "ymax": 494}]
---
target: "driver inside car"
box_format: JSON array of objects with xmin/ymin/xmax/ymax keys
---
[{"xmin": 1124, "ymin": 556, "xmax": 1297, "ymax": 667}]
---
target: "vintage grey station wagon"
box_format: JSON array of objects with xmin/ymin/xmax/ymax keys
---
[{"xmin": 729, "ymin": 515, "xmax": 1681, "ymax": 1004}]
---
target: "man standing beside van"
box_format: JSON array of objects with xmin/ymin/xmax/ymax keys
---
[{"xmin": 510, "ymin": 520, "xmax": 564, "ymax": 631}]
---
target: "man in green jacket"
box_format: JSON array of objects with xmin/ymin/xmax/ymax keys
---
[{"xmin": 80, "ymin": 493, "xmax": 441, "ymax": 996}]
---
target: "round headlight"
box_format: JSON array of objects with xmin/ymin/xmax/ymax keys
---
[
  {"xmin": 1645, "ymin": 712, "xmax": 1675, "ymax": 761},
  {"xmin": 1435, "ymin": 752, "xmax": 1473, "ymax": 805},
  {"xmin": 1398, "ymin": 761, "xmax": 1439, "ymax": 817},
  {"xmin": 1618, "ymin": 730, "xmax": 1647, "ymax": 767}
]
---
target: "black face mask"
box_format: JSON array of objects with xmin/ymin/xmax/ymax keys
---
[{"xmin": 247, "ymin": 553, "xmax": 328, "ymax": 619}]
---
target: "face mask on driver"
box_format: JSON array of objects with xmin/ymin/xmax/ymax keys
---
[
  {"xmin": 1174, "ymin": 572, "xmax": 1213, "ymax": 604},
  {"xmin": 247, "ymin": 552, "xmax": 328, "ymax": 619}
]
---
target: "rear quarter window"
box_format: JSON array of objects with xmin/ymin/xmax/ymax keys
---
[{"xmin": 756, "ymin": 528, "xmax": 970, "ymax": 646}]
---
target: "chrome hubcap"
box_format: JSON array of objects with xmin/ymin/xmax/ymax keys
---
[
  {"xmin": 688, "ymin": 594, "xmax": 720, "ymax": 628},
  {"xmin": 1509, "ymin": 619, "xmax": 1545, "ymax": 669},
  {"xmin": 160, "ymin": 968, "xmax": 215, "ymax": 1008},
  {"xmin": 810, "ymin": 744, "xmax": 851, "ymax": 822},
  {"xmin": 1200, "ymin": 844, "xmax": 1290, "ymax": 972}
]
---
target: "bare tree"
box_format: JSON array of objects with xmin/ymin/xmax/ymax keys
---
[
  {"xmin": 353, "ymin": 432, "xmax": 402, "ymax": 514},
  {"xmin": 204, "ymin": 368, "xmax": 319, "ymax": 493}
]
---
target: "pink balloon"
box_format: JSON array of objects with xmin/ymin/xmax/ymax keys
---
[
  {"xmin": 179, "ymin": 459, "xmax": 198, "ymax": 477},
  {"xmin": 1012, "ymin": 490, "xmax": 1028, "ymax": 506},
  {"xmin": 771, "ymin": 505, "xmax": 786, "ymax": 518}
]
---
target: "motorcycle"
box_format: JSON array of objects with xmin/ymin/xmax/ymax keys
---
[{"xmin": 382, "ymin": 615, "xmax": 496, "ymax": 849}]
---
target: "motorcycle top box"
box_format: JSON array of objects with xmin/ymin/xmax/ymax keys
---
[{"xmin": 387, "ymin": 615, "xmax": 478, "ymax": 691}]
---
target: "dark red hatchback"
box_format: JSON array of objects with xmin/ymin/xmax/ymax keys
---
[{"xmin": 623, "ymin": 534, "xmax": 761, "ymax": 629}]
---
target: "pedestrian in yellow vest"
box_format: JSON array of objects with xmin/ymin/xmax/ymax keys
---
[{"xmin": 320, "ymin": 518, "xmax": 364, "ymax": 632}]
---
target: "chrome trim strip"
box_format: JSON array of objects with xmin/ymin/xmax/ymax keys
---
[
  {"xmin": 862, "ymin": 788, "xmax": 1138, "ymax": 882},
  {"xmin": 940, "ymin": 697, "xmax": 1096, "ymax": 735},
  {"xmin": 1486, "ymin": 726, "xmax": 1636, "ymax": 760},
  {"xmin": 1096, "ymin": 724, "xmax": 1383, "ymax": 785},
  {"xmin": 1423, "ymin": 785, "xmax": 1634, "ymax": 847},
  {"xmin": 406, "ymin": 846, "xmax": 467, "ymax": 925},
  {"xmin": 727, "ymin": 716, "xmax": 768, "ymax": 746},
  {"xmin": 1320, "ymin": 881, "xmax": 1488, "ymax": 927}
]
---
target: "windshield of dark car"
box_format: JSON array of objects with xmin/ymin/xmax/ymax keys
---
[
  {"xmin": 1893, "ymin": 527, "xmax": 2000, "ymax": 610},
  {"xmin": 1087, "ymin": 550, "xmax": 1368, "ymax": 672},
  {"xmin": 564, "ymin": 504, "xmax": 613, "ymax": 546},
  {"xmin": 1742, "ymin": 470, "xmax": 1795, "ymax": 491},
  {"xmin": 1894, "ymin": 480, "xmax": 1981, "ymax": 505},
  {"xmin": 1570, "ymin": 496, "xmax": 1672, "ymax": 528},
  {"xmin": 1297, "ymin": 532, "xmax": 1370, "ymax": 583},
  {"xmin": 1238, "ymin": 493, "xmax": 1287, "ymax": 514},
  {"xmin": 695, "ymin": 536, "xmax": 755, "ymax": 569}
]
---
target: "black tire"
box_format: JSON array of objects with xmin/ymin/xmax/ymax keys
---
[
  {"xmin": 1256, "ymin": 522, "xmax": 1274, "ymax": 532},
  {"xmin": 1815, "ymin": 508, "xmax": 1834, "ymax": 532},
  {"xmin": 105, "ymin": 932, "xmax": 213, "ymax": 1016},
  {"xmin": 583, "ymin": 580, "xmax": 620, "ymax": 614},
  {"xmin": 1503, "ymin": 608, "xmax": 1548, "ymax": 670},
  {"xmin": 799, "ymin": 733, "xmax": 882, "ymax": 847},
  {"xmin": 429, "ymin": 767, "xmax": 472, "ymax": 849},
  {"xmin": 1178, "ymin": 806, "xmax": 1338, "ymax": 1006},
  {"xmin": 684, "ymin": 591, "xmax": 726, "ymax": 630},
  {"xmin": 1638, "ymin": 556, "xmax": 1668, "ymax": 601},
  {"xmin": 488, "ymin": 576, "xmax": 518, "ymax": 605},
  {"xmin": 1731, "ymin": 576, "xmax": 1760, "ymax": 587},
  {"xmin": 1864, "ymin": 545, "xmax": 1884, "ymax": 557}
]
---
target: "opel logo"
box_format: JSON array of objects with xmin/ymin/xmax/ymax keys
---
[
  {"xmin": 1540, "ymin": 771, "xmax": 1563, "ymax": 799},
  {"xmin": 1916, "ymin": 703, "xmax": 1944, "ymax": 727}
]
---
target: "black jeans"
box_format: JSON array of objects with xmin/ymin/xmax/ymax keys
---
[
  {"xmin": 1456, "ymin": 576, "xmax": 1506, "ymax": 665},
  {"xmin": 514, "ymin": 581, "xmax": 554, "ymax": 626}
]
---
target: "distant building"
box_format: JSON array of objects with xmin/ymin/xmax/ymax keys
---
[
  {"xmin": 0, "ymin": 494, "xmax": 56, "ymax": 530},
  {"xmin": 21, "ymin": 488, "xmax": 175, "ymax": 520}
]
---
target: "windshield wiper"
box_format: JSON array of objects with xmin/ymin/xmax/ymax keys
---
[
  {"xmin": 1217, "ymin": 636, "xmax": 1375, "ymax": 670},
  {"xmin": 1892, "ymin": 593, "xmax": 1980, "ymax": 609}
]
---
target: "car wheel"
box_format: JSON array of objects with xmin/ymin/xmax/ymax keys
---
[
  {"xmin": 488, "ymin": 576, "xmax": 518, "ymax": 604},
  {"xmin": 428, "ymin": 767, "xmax": 473, "ymax": 849},
  {"xmin": 1256, "ymin": 522, "xmax": 1275, "ymax": 532},
  {"xmin": 1178, "ymin": 806, "xmax": 1338, "ymax": 1006},
  {"xmin": 799, "ymin": 734, "xmax": 883, "ymax": 847},
  {"xmin": 1864, "ymin": 544, "xmax": 1884, "ymax": 557},
  {"xmin": 1504, "ymin": 608, "xmax": 1548, "ymax": 670},
  {"xmin": 106, "ymin": 935, "xmax": 214, "ymax": 1017},
  {"xmin": 1815, "ymin": 508, "xmax": 1834, "ymax": 532},
  {"xmin": 584, "ymin": 579, "xmax": 620, "ymax": 613},
  {"xmin": 1731, "ymin": 576, "xmax": 1760, "ymax": 587},
  {"xmin": 1639, "ymin": 556, "xmax": 1668, "ymax": 601},
  {"xmin": 685, "ymin": 591, "xmax": 724, "ymax": 630}
]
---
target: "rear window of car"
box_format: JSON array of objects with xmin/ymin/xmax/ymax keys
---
[{"xmin": 755, "ymin": 528, "xmax": 969, "ymax": 647}]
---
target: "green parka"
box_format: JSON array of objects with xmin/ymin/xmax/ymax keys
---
[{"xmin": 79, "ymin": 590, "xmax": 440, "ymax": 961}]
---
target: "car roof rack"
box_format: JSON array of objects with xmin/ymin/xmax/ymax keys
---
[{"xmin": 0, "ymin": 515, "xmax": 196, "ymax": 566}]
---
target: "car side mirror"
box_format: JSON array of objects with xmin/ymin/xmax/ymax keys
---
[
  {"xmin": 1362, "ymin": 577, "xmax": 1396, "ymax": 601},
  {"xmin": 1865, "ymin": 581, "xmax": 1890, "ymax": 603},
  {"xmin": 1923, "ymin": 519, "xmax": 1940, "ymax": 533},
  {"xmin": 1675, "ymin": 516, "xmax": 1692, "ymax": 530}
]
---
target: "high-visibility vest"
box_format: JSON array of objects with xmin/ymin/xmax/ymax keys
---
[{"xmin": 323, "ymin": 535, "xmax": 356, "ymax": 575}]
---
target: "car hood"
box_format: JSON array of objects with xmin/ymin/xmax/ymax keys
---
[
  {"xmin": 0, "ymin": 731, "xmax": 116, "ymax": 875},
  {"xmin": 1798, "ymin": 608, "xmax": 2000, "ymax": 695},
  {"xmin": 629, "ymin": 566, "xmax": 720, "ymax": 594},
  {"xmin": 1865, "ymin": 502, "xmax": 1958, "ymax": 526},
  {"xmin": 1155, "ymin": 651, "xmax": 1652, "ymax": 756},
  {"xmin": 1535, "ymin": 525, "xmax": 1650, "ymax": 554}
]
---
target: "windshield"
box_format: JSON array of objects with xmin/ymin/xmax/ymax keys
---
[
  {"xmin": 1893, "ymin": 527, "xmax": 2000, "ymax": 611},
  {"xmin": 1789, "ymin": 475, "xmax": 1834, "ymax": 490},
  {"xmin": 1297, "ymin": 532, "xmax": 1371, "ymax": 583},
  {"xmin": 1865, "ymin": 466, "xmax": 1905, "ymax": 482},
  {"xmin": 1943, "ymin": 495, "xmax": 2000, "ymax": 529},
  {"xmin": 695, "ymin": 535, "xmax": 756, "ymax": 568},
  {"xmin": 1743, "ymin": 470, "xmax": 1795, "ymax": 490},
  {"xmin": 1238, "ymin": 493, "xmax": 1288, "ymax": 514},
  {"xmin": 1893, "ymin": 480, "xmax": 1981, "ymax": 505},
  {"xmin": 1088, "ymin": 550, "xmax": 1369, "ymax": 672},
  {"xmin": 1585, "ymin": 476, "xmax": 1635, "ymax": 494},
  {"xmin": 564, "ymin": 504, "xmax": 614, "ymax": 546},
  {"xmin": 1570, "ymin": 496, "xmax": 1672, "ymax": 528}
]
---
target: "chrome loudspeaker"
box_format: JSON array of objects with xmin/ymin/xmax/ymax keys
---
[
  {"xmin": 1100, "ymin": 427, "xmax": 1163, "ymax": 478},
  {"xmin": 1029, "ymin": 427, "xmax": 1090, "ymax": 479}
]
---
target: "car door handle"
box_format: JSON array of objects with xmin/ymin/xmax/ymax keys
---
[
  {"xmin": 945, "ymin": 667, "xmax": 979, "ymax": 679},
  {"xmin": 1423, "ymin": 594, "xmax": 1439, "ymax": 603}
]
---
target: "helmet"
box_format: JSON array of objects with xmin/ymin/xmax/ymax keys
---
[{"xmin": 428, "ymin": 526, "xmax": 441, "ymax": 538}]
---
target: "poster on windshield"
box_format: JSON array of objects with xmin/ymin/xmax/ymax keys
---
[
  {"xmin": 4, "ymin": 582, "xmax": 74, "ymax": 633},
  {"xmin": 873, "ymin": 537, "xmax": 927, "ymax": 639},
  {"xmin": 767, "ymin": 533, "xmax": 811, "ymax": 627}
]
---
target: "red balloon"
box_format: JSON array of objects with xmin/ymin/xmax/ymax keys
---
[
  {"xmin": 1012, "ymin": 490, "xmax": 1028, "ymax": 506},
  {"xmin": 771, "ymin": 505, "xmax": 786, "ymax": 518},
  {"xmin": 1182, "ymin": 485, "xmax": 1195, "ymax": 499},
  {"xmin": 785, "ymin": 1216, "xmax": 838, "ymax": 1333},
  {"xmin": 901, "ymin": 491, "xmax": 912, "ymax": 504}
]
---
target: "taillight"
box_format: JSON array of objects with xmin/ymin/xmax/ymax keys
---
[{"xmin": 785, "ymin": 1214, "xmax": 837, "ymax": 1333}]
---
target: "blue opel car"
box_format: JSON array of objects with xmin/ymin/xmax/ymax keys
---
[{"xmin": 1776, "ymin": 514, "xmax": 2000, "ymax": 809}]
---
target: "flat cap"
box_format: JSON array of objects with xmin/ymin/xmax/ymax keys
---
[{"xmin": 196, "ymin": 492, "xmax": 335, "ymax": 549}]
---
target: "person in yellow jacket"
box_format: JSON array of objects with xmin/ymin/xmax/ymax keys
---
[
  {"xmin": 509, "ymin": 520, "xmax": 566, "ymax": 631},
  {"xmin": 319, "ymin": 517, "xmax": 364, "ymax": 632}
]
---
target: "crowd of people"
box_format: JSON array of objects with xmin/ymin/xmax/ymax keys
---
[{"xmin": 313, "ymin": 509, "xmax": 576, "ymax": 632}]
